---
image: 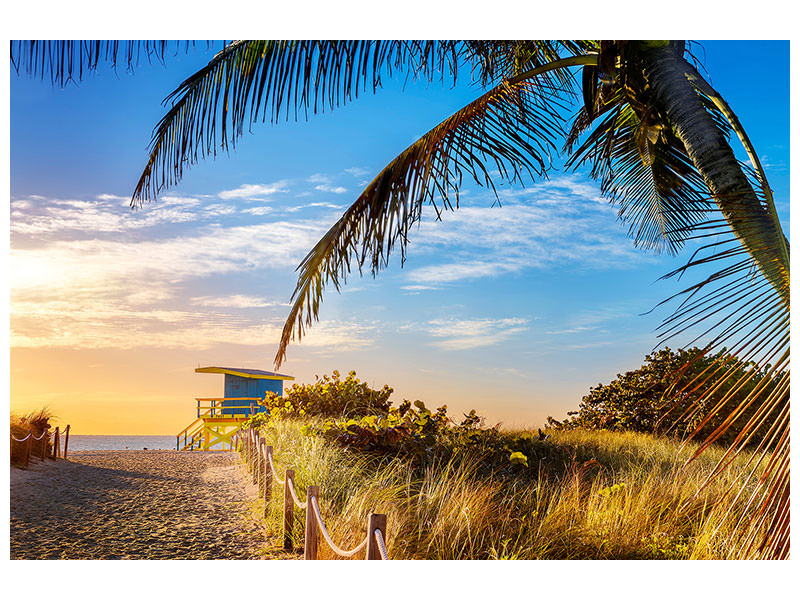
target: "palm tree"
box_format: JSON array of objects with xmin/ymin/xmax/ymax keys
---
[{"xmin": 10, "ymin": 40, "xmax": 789, "ymax": 558}]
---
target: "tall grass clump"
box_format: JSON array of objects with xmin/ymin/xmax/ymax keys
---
[
  {"xmin": 10, "ymin": 407, "xmax": 54, "ymax": 467},
  {"xmin": 252, "ymin": 417, "xmax": 763, "ymax": 559}
]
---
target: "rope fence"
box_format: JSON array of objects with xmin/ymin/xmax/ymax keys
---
[
  {"xmin": 232, "ymin": 427, "xmax": 389, "ymax": 560},
  {"xmin": 10, "ymin": 425, "xmax": 71, "ymax": 469}
]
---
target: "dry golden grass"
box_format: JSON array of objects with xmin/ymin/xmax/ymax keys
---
[
  {"xmin": 254, "ymin": 420, "xmax": 762, "ymax": 559},
  {"xmin": 10, "ymin": 407, "xmax": 54, "ymax": 466}
]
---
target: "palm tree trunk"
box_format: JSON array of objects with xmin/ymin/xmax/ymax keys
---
[{"xmin": 642, "ymin": 43, "xmax": 789, "ymax": 305}]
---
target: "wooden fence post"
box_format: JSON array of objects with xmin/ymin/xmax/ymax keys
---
[
  {"xmin": 304, "ymin": 486, "xmax": 320, "ymax": 560},
  {"xmin": 63, "ymin": 425, "xmax": 70, "ymax": 460},
  {"xmin": 40, "ymin": 432, "xmax": 47, "ymax": 461},
  {"xmin": 254, "ymin": 437, "xmax": 261, "ymax": 487},
  {"xmin": 283, "ymin": 469, "xmax": 295, "ymax": 551},
  {"xmin": 250, "ymin": 431, "xmax": 256, "ymax": 470},
  {"xmin": 25, "ymin": 435, "xmax": 32, "ymax": 468},
  {"xmin": 54, "ymin": 427, "xmax": 60, "ymax": 459},
  {"xmin": 264, "ymin": 445, "xmax": 273, "ymax": 514},
  {"xmin": 365, "ymin": 513, "xmax": 387, "ymax": 560}
]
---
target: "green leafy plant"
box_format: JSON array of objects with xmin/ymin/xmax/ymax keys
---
[
  {"xmin": 549, "ymin": 347, "xmax": 782, "ymax": 446},
  {"xmin": 259, "ymin": 370, "xmax": 393, "ymax": 420}
]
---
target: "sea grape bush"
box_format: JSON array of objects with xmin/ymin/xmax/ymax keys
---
[
  {"xmin": 548, "ymin": 347, "xmax": 782, "ymax": 445},
  {"xmin": 259, "ymin": 370, "xmax": 393, "ymax": 419},
  {"xmin": 307, "ymin": 401, "xmax": 563, "ymax": 477},
  {"xmin": 310, "ymin": 399, "xmax": 459, "ymax": 453}
]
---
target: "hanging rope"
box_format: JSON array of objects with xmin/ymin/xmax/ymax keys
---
[
  {"xmin": 309, "ymin": 495, "xmax": 369, "ymax": 557},
  {"xmin": 267, "ymin": 450, "xmax": 286, "ymax": 486},
  {"xmin": 374, "ymin": 528, "xmax": 389, "ymax": 560},
  {"xmin": 234, "ymin": 430, "xmax": 389, "ymax": 560},
  {"xmin": 287, "ymin": 476, "xmax": 307, "ymax": 509},
  {"xmin": 11, "ymin": 433, "xmax": 33, "ymax": 442}
]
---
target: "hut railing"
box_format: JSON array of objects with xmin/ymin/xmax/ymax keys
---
[
  {"xmin": 196, "ymin": 398, "xmax": 261, "ymax": 418},
  {"xmin": 232, "ymin": 428, "xmax": 389, "ymax": 560},
  {"xmin": 10, "ymin": 425, "xmax": 71, "ymax": 469}
]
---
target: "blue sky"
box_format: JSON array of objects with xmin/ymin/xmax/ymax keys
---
[{"xmin": 9, "ymin": 40, "xmax": 790, "ymax": 433}]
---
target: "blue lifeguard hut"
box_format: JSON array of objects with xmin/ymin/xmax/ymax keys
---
[{"xmin": 176, "ymin": 366, "xmax": 294, "ymax": 451}]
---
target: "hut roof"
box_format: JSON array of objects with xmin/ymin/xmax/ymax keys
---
[{"xmin": 195, "ymin": 366, "xmax": 295, "ymax": 380}]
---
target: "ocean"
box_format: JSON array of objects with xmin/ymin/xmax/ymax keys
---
[{"xmin": 66, "ymin": 435, "xmax": 177, "ymax": 451}]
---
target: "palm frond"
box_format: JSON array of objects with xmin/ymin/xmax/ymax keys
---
[
  {"xmin": 653, "ymin": 190, "xmax": 789, "ymax": 557},
  {"xmin": 463, "ymin": 40, "xmax": 592, "ymax": 87},
  {"xmin": 565, "ymin": 98, "xmax": 711, "ymax": 253},
  {"xmin": 131, "ymin": 40, "xmax": 470, "ymax": 204},
  {"xmin": 274, "ymin": 57, "xmax": 596, "ymax": 367},
  {"xmin": 9, "ymin": 40, "xmax": 207, "ymax": 86}
]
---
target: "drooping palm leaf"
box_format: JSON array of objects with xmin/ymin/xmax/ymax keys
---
[
  {"xmin": 274, "ymin": 55, "xmax": 597, "ymax": 367},
  {"xmin": 656, "ymin": 220, "xmax": 789, "ymax": 557},
  {"xmin": 462, "ymin": 40, "xmax": 593, "ymax": 86},
  {"xmin": 131, "ymin": 40, "xmax": 471, "ymax": 204},
  {"xmin": 9, "ymin": 40, "xmax": 208, "ymax": 86},
  {"xmin": 565, "ymin": 98, "xmax": 711, "ymax": 253},
  {"xmin": 648, "ymin": 145, "xmax": 789, "ymax": 557}
]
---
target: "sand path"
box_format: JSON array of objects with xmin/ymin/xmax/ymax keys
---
[{"xmin": 10, "ymin": 450, "xmax": 277, "ymax": 559}]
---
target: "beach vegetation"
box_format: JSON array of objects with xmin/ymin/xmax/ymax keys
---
[
  {"xmin": 10, "ymin": 407, "xmax": 54, "ymax": 466},
  {"xmin": 549, "ymin": 347, "xmax": 784, "ymax": 446},
  {"xmin": 254, "ymin": 416, "xmax": 764, "ymax": 559},
  {"xmin": 11, "ymin": 40, "xmax": 789, "ymax": 558},
  {"xmin": 258, "ymin": 370, "xmax": 393, "ymax": 419}
]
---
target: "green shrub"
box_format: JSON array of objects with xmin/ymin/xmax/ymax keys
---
[
  {"xmin": 260, "ymin": 370, "xmax": 393, "ymax": 420},
  {"xmin": 548, "ymin": 347, "xmax": 783, "ymax": 445}
]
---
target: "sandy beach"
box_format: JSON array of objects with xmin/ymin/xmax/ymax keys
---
[{"xmin": 10, "ymin": 450, "xmax": 275, "ymax": 559}]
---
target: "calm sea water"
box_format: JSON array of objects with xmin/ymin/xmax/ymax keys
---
[{"xmin": 67, "ymin": 435, "xmax": 177, "ymax": 451}]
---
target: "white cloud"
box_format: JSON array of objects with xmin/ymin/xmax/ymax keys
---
[
  {"xmin": 308, "ymin": 173, "xmax": 348, "ymax": 194},
  {"xmin": 202, "ymin": 203, "xmax": 238, "ymax": 216},
  {"xmin": 409, "ymin": 261, "xmax": 522, "ymax": 284},
  {"xmin": 242, "ymin": 206, "xmax": 274, "ymax": 216},
  {"xmin": 308, "ymin": 173, "xmax": 331, "ymax": 184},
  {"xmin": 9, "ymin": 217, "xmax": 331, "ymax": 350},
  {"xmin": 344, "ymin": 167, "xmax": 370, "ymax": 178},
  {"xmin": 400, "ymin": 177, "xmax": 652, "ymax": 285},
  {"xmin": 314, "ymin": 184, "xmax": 348, "ymax": 194},
  {"xmin": 190, "ymin": 295, "xmax": 289, "ymax": 309},
  {"xmin": 10, "ymin": 194, "xmax": 210, "ymax": 236},
  {"xmin": 284, "ymin": 202, "xmax": 344, "ymax": 213},
  {"xmin": 218, "ymin": 181, "xmax": 289, "ymax": 200},
  {"xmin": 425, "ymin": 317, "xmax": 529, "ymax": 350},
  {"xmin": 96, "ymin": 193, "xmax": 129, "ymax": 202}
]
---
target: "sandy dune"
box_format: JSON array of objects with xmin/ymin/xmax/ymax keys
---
[{"xmin": 10, "ymin": 450, "xmax": 274, "ymax": 559}]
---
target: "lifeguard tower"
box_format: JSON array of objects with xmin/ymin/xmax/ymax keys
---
[{"xmin": 176, "ymin": 366, "xmax": 294, "ymax": 451}]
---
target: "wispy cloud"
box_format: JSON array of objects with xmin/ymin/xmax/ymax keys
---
[
  {"xmin": 308, "ymin": 173, "xmax": 347, "ymax": 194},
  {"xmin": 190, "ymin": 295, "xmax": 290, "ymax": 309},
  {"xmin": 10, "ymin": 194, "xmax": 208, "ymax": 236},
  {"xmin": 314, "ymin": 184, "xmax": 348, "ymax": 194},
  {"xmin": 426, "ymin": 317, "xmax": 529, "ymax": 350},
  {"xmin": 344, "ymin": 167, "xmax": 370, "ymax": 178},
  {"xmin": 10, "ymin": 217, "xmax": 329, "ymax": 350},
  {"xmin": 401, "ymin": 176, "xmax": 652, "ymax": 286},
  {"xmin": 284, "ymin": 202, "xmax": 344, "ymax": 213},
  {"xmin": 242, "ymin": 206, "xmax": 274, "ymax": 216},
  {"xmin": 218, "ymin": 181, "xmax": 289, "ymax": 200}
]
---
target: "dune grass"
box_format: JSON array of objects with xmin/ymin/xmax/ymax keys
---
[
  {"xmin": 252, "ymin": 419, "xmax": 763, "ymax": 559},
  {"xmin": 10, "ymin": 407, "xmax": 54, "ymax": 467}
]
